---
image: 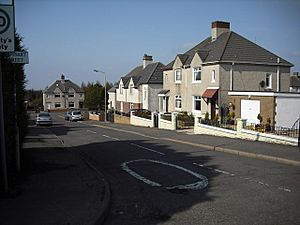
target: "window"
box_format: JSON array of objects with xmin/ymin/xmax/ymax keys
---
[
  {"xmin": 175, "ymin": 95, "xmax": 182, "ymax": 109},
  {"xmin": 175, "ymin": 69, "xmax": 182, "ymax": 83},
  {"xmin": 120, "ymin": 84, "xmax": 124, "ymax": 94},
  {"xmin": 68, "ymin": 102, "xmax": 74, "ymax": 108},
  {"xmin": 211, "ymin": 70, "xmax": 216, "ymax": 82},
  {"xmin": 129, "ymin": 84, "xmax": 134, "ymax": 95},
  {"xmin": 55, "ymin": 93, "xmax": 60, "ymax": 98},
  {"xmin": 193, "ymin": 96, "xmax": 201, "ymax": 111},
  {"xmin": 130, "ymin": 103, "xmax": 134, "ymax": 109},
  {"xmin": 144, "ymin": 87, "xmax": 147, "ymax": 100},
  {"xmin": 68, "ymin": 93, "xmax": 74, "ymax": 98},
  {"xmin": 193, "ymin": 67, "xmax": 201, "ymax": 82},
  {"xmin": 266, "ymin": 73, "xmax": 272, "ymax": 89},
  {"xmin": 55, "ymin": 102, "xmax": 61, "ymax": 108}
]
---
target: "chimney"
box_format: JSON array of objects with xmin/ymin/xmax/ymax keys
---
[
  {"xmin": 61, "ymin": 74, "xmax": 65, "ymax": 83},
  {"xmin": 211, "ymin": 21, "xmax": 230, "ymax": 41},
  {"xmin": 143, "ymin": 54, "xmax": 153, "ymax": 69}
]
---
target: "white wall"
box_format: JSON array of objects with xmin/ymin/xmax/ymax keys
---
[{"xmin": 276, "ymin": 96, "xmax": 300, "ymax": 127}]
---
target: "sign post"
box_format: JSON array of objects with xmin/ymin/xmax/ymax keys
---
[{"xmin": 0, "ymin": 3, "xmax": 15, "ymax": 193}]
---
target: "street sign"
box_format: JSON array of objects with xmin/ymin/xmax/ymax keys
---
[
  {"xmin": 0, "ymin": 4, "xmax": 15, "ymax": 52},
  {"xmin": 8, "ymin": 51, "xmax": 29, "ymax": 64}
]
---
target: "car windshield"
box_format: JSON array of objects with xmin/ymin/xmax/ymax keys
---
[
  {"xmin": 38, "ymin": 113, "xmax": 50, "ymax": 117},
  {"xmin": 73, "ymin": 111, "xmax": 81, "ymax": 115}
]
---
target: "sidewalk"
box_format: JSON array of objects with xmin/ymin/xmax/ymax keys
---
[
  {"xmin": 86, "ymin": 121, "xmax": 300, "ymax": 166},
  {"xmin": 0, "ymin": 126, "xmax": 110, "ymax": 225}
]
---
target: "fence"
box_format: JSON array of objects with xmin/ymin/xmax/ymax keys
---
[
  {"xmin": 243, "ymin": 123, "xmax": 299, "ymax": 138},
  {"xmin": 199, "ymin": 118, "xmax": 237, "ymax": 131}
]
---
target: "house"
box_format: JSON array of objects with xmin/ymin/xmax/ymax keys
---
[
  {"xmin": 290, "ymin": 72, "xmax": 300, "ymax": 92},
  {"xmin": 161, "ymin": 21, "xmax": 294, "ymax": 127},
  {"xmin": 115, "ymin": 54, "xmax": 164, "ymax": 113},
  {"xmin": 108, "ymin": 84, "xmax": 117, "ymax": 110},
  {"xmin": 43, "ymin": 74, "xmax": 84, "ymax": 111}
]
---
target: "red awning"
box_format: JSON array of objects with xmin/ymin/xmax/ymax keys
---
[{"xmin": 202, "ymin": 88, "xmax": 218, "ymax": 98}]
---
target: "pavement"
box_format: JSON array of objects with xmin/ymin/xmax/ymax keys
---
[
  {"xmin": 0, "ymin": 118, "xmax": 299, "ymax": 225},
  {"xmin": 0, "ymin": 125, "xmax": 110, "ymax": 225}
]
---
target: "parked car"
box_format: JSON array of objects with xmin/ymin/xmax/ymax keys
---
[
  {"xmin": 36, "ymin": 112, "xmax": 52, "ymax": 126},
  {"xmin": 65, "ymin": 109, "xmax": 73, "ymax": 120},
  {"xmin": 69, "ymin": 110, "xmax": 84, "ymax": 122}
]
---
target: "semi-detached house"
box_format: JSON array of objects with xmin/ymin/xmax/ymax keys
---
[
  {"xmin": 115, "ymin": 54, "xmax": 164, "ymax": 113},
  {"xmin": 160, "ymin": 21, "xmax": 296, "ymax": 127}
]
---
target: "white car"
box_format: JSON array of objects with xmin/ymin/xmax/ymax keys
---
[
  {"xmin": 36, "ymin": 112, "xmax": 52, "ymax": 126},
  {"xmin": 69, "ymin": 111, "xmax": 84, "ymax": 121}
]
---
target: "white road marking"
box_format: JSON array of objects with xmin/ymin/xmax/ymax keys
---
[
  {"xmin": 130, "ymin": 143, "xmax": 165, "ymax": 156},
  {"xmin": 86, "ymin": 129, "xmax": 96, "ymax": 134},
  {"xmin": 121, "ymin": 159, "xmax": 208, "ymax": 191},
  {"xmin": 102, "ymin": 134, "xmax": 120, "ymax": 141},
  {"xmin": 193, "ymin": 163, "xmax": 235, "ymax": 176},
  {"xmin": 58, "ymin": 115, "xmax": 65, "ymax": 119},
  {"xmin": 193, "ymin": 163, "xmax": 292, "ymax": 193}
]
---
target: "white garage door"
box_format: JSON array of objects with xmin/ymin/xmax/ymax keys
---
[{"xmin": 241, "ymin": 100, "xmax": 260, "ymax": 124}]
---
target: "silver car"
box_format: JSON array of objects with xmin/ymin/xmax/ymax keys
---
[
  {"xmin": 69, "ymin": 111, "xmax": 84, "ymax": 121},
  {"xmin": 36, "ymin": 112, "xmax": 52, "ymax": 126}
]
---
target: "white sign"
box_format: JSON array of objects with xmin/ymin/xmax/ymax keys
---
[
  {"xmin": 8, "ymin": 51, "xmax": 29, "ymax": 64},
  {"xmin": 0, "ymin": 5, "xmax": 15, "ymax": 52}
]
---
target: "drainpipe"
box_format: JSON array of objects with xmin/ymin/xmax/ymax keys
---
[
  {"xmin": 230, "ymin": 62, "xmax": 234, "ymax": 91},
  {"xmin": 276, "ymin": 58, "xmax": 280, "ymax": 92}
]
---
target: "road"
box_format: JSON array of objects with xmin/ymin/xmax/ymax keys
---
[{"xmin": 49, "ymin": 113, "xmax": 300, "ymax": 225}]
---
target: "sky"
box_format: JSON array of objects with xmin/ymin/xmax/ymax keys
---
[{"xmin": 2, "ymin": 0, "xmax": 300, "ymax": 89}]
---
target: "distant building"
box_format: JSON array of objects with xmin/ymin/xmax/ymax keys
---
[
  {"xmin": 290, "ymin": 72, "xmax": 300, "ymax": 92},
  {"xmin": 43, "ymin": 74, "xmax": 84, "ymax": 111}
]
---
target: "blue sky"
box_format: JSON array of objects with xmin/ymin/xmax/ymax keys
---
[{"xmin": 4, "ymin": 0, "xmax": 300, "ymax": 89}]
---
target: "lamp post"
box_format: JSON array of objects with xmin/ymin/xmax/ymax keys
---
[{"xmin": 93, "ymin": 69, "xmax": 107, "ymax": 122}]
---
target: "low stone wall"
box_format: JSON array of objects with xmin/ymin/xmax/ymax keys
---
[
  {"xmin": 194, "ymin": 123, "xmax": 237, "ymax": 138},
  {"xmin": 240, "ymin": 129, "xmax": 298, "ymax": 146},
  {"xmin": 89, "ymin": 114, "xmax": 104, "ymax": 121},
  {"xmin": 114, "ymin": 114, "xmax": 130, "ymax": 125},
  {"xmin": 130, "ymin": 115, "xmax": 153, "ymax": 128},
  {"xmin": 158, "ymin": 113, "xmax": 176, "ymax": 130},
  {"xmin": 194, "ymin": 118, "xmax": 298, "ymax": 146}
]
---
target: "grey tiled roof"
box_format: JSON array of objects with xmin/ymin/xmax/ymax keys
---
[
  {"xmin": 44, "ymin": 79, "xmax": 84, "ymax": 94},
  {"xmin": 164, "ymin": 31, "xmax": 293, "ymax": 70},
  {"xmin": 119, "ymin": 62, "xmax": 165, "ymax": 89},
  {"xmin": 290, "ymin": 75, "xmax": 300, "ymax": 87},
  {"xmin": 108, "ymin": 84, "xmax": 118, "ymax": 92}
]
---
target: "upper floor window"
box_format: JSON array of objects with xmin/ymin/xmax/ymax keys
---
[
  {"xmin": 129, "ymin": 84, "xmax": 134, "ymax": 95},
  {"xmin": 55, "ymin": 102, "xmax": 61, "ymax": 108},
  {"xmin": 175, "ymin": 95, "xmax": 182, "ymax": 109},
  {"xmin": 120, "ymin": 84, "xmax": 124, "ymax": 94},
  {"xmin": 193, "ymin": 96, "xmax": 201, "ymax": 111},
  {"xmin": 68, "ymin": 93, "xmax": 74, "ymax": 98},
  {"xmin": 175, "ymin": 69, "xmax": 182, "ymax": 83},
  {"xmin": 266, "ymin": 73, "xmax": 272, "ymax": 89},
  {"xmin": 55, "ymin": 93, "xmax": 60, "ymax": 98},
  {"xmin": 193, "ymin": 67, "xmax": 201, "ymax": 82},
  {"xmin": 211, "ymin": 70, "xmax": 216, "ymax": 83}
]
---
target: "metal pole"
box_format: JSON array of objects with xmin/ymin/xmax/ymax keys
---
[
  {"xmin": 13, "ymin": 65, "xmax": 20, "ymax": 172},
  {"xmin": 104, "ymin": 74, "xmax": 107, "ymax": 122},
  {"xmin": 298, "ymin": 120, "xmax": 300, "ymax": 147},
  {"xmin": 0, "ymin": 55, "xmax": 8, "ymax": 192}
]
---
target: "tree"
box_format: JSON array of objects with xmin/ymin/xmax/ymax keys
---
[{"xmin": 1, "ymin": 33, "xmax": 27, "ymax": 191}]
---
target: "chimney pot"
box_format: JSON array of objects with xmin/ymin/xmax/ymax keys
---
[
  {"xmin": 143, "ymin": 54, "xmax": 153, "ymax": 69},
  {"xmin": 211, "ymin": 21, "xmax": 230, "ymax": 41}
]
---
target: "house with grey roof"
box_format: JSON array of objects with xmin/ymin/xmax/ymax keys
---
[
  {"xmin": 290, "ymin": 72, "xmax": 300, "ymax": 92},
  {"xmin": 43, "ymin": 74, "xmax": 84, "ymax": 111},
  {"xmin": 161, "ymin": 21, "xmax": 294, "ymax": 127},
  {"xmin": 115, "ymin": 54, "xmax": 164, "ymax": 113}
]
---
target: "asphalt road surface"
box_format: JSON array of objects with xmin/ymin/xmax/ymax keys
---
[{"xmin": 49, "ymin": 113, "xmax": 300, "ymax": 225}]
